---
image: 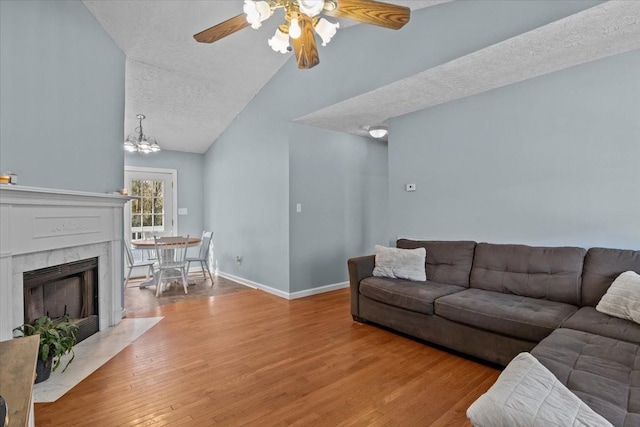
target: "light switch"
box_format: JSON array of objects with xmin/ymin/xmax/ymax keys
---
[
  {"xmin": 178, "ymin": 208, "xmax": 188, "ymax": 215},
  {"xmin": 296, "ymin": 203, "xmax": 302, "ymax": 213},
  {"xmin": 406, "ymin": 183, "xmax": 416, "ymax": 192}
]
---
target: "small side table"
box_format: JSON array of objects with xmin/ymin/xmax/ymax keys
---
[{"xmin": 0, "ymin": 335, "xmax": 39, "ymax": 427}]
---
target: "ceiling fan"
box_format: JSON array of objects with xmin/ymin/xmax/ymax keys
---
[{"xmin": 193, "ymin": 0, "xmax": 410, "ymax": 70}]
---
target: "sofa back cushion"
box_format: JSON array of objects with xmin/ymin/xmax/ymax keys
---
[
  {"xmin": 470, "ymin": 243, "xmax": 586, "ymax": 305},
  {"xmin": 396, "ymin": 239, "xmax": 476, "ymax": 287},
  {"xmin": 581, "ymin": 247, "xmax": 640, "ymax": 307}
]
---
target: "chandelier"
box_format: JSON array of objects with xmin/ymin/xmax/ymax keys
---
[
  {"xmin": 124, "ymin": 114, "xmax": 160, "ymax": 154},
  {"xmin": 244, "ymin": 0, "xmax": 340, "ymax": 53}
]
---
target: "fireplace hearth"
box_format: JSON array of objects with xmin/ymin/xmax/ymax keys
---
[{"xmin": 23, "ymin": 257, "xmax": 99, "ymax": 343}]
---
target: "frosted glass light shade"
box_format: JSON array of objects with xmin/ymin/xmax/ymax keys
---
[
  {"xmin": 268, "ymin": 28, "xmax": 290, "ymax": 53},
  {"xmin": 368, "ymin": 126, "xmax": 388, "ymax": 138},
  {"xmin": 297, "ymin": 0, "xmax": 325, "ymax": 17},
  {"xmin": 244, "ymin": 0, "xmax": 271, "ymax": 29},
  {"xmin": 315, "ymin": 18, "xmax": 339, "ymax": 46},
  {"xmin": 289, "ymin": 16, "xmax": 302, "ymax": 39},
  {"xmin": 124, "ymin": 140, "xmax": 137, "ymax": 152}
]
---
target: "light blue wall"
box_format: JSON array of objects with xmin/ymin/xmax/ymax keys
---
[
  {"xmin": 203, "ymin": 92, "xmax": 291, "ymax": 290},
  {"xmin": 125, "ymin": 150, "xmax": 204, "ymax": 239},
  {"xmin": 289, "ymin": 126, "xmax": 388, "ymax": 292},
  {"xmin": 202, "ymin": 0, "xmax": 605, "ymax": 293},
  {"xmin": 0, "ymin": 0, "xmax": 125, "ymax": 193},
  {"xmin": 390, "ymin": 50, "xmax": 640, "ymax": 250},
  {"xmin": 203, "ymin": 0, "xmax": 602, "ymax": 293}
]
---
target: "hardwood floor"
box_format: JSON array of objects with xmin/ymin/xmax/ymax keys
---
[{"xmin": 35, "ymin": 287, "xmax": 499, "ymax": 426}]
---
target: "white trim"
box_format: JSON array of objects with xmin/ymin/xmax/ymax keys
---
[
  {"xmin": 124, "ymin": 166, "xmax": 178, "ymax": 237},
  {"xmin": 216, "ymin": 271, "xmax": 348, "ymax": 300},
  {"xmin": 288, "ymin": 281, "xmax": 349, "ymax": 299}
]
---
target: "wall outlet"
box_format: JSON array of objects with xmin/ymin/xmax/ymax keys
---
[
  {"xmin": 296, "ymin": 203, "xmax": 302, "ymax": 213},
  {"xmin": 406, "ymin": 183, "xmax": 416, "ymax": 192},
  {"xmin": 178, "ymin": 208, "xmax": 188, "ymax": 215},
  {"xmin": 236, "ymin": 256, "xmax": 242, "ymax": 264}
]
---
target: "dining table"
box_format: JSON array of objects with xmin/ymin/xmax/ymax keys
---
[{"xmin": 131, "ymin": 236, "xmax": 202, "ymax": 288}]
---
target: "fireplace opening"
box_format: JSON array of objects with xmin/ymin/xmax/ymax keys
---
[{"xmin": 23, "ymin": 257, "xmax": 99, "ymax": 343}]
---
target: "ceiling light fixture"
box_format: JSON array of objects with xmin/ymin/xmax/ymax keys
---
[
  {"xmin": 124, "ymin": 114, "xmax": 160, "ymax": 154},
  {"xmin": 368, "ymin": 126, "xmax": 388, "ymax": 139},
  {"xmin": 255, "ymin": 1, "xmax": 340, "ymax": 53},
  {"xmin": 194, "ymin": 0, "xmax": 410, "ymax": 70}
]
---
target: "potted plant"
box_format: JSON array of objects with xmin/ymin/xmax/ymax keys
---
[{"xmin": 13, "ymin": 315, "xmax": 79, "ymax": 383}]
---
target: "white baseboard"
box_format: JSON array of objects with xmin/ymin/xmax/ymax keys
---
[
  {"xmin": 216, "ymin": 271, "xmax": 348, "ymax": 300},
  {"xmin": 288, "ymin": 281, "xmax": 349, "ymax": 299}
]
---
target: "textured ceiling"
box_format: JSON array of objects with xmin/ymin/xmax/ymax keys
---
[
  {"xmin": 296, "ymin": 1, "xmax": 640, "ymax": 138},
  {"xmin": 83, "ymin": 0, "xmax": 446, "ymax": 153}
]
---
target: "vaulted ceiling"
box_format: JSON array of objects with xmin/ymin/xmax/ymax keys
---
[{"xmin": 83, "ymin": 1, "xmax": 640, "ymax": 153}]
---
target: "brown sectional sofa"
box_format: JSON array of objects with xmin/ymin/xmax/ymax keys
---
[{"xmin": 348, "ymin": 240, "xmax": 640, "ymax": 426}]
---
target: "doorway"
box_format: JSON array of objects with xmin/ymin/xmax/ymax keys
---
[{"xmin": 124, "ymin": 167, "xmax": 177, "ymax": 274}]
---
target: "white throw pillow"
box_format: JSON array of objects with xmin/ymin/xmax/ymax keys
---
[
  {"xmin": 596, "ymin": 270, "xmax": 640, "ymax": 324},
  {"xmin": 467, "ymin": 352, "xmax": 613, "ymax": 427},
  {"xmin": 372, "ymin": 245, "xmax": 426, "ymax": 281}
]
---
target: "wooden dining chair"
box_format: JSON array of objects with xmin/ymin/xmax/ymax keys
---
[
  {"xmin": 186, "ymin": 231, "xmax": 214, "ymax": 283},
  {"xmin": 124, "ymin": 238, "xmax": 155, "ymax": 289},
  {"xmin": 153, "ymin": 235, "xmax": 190, "ymax": 297}
]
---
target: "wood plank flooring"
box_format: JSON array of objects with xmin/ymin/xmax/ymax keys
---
[{"xmin": 35, "ymin": 287, "xmax": 499, "ymax": 426}]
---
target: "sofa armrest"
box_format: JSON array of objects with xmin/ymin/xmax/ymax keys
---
[{"xmin": 348, "ymin": 255, "xmax": 375, "ymax": 318}]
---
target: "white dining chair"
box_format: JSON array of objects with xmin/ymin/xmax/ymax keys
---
[
  {"xmin": 124, "ymin": 239, "xmax": 155, "ymax": 289},
  {"xmin": 153, "ymin": 235, "xmax": 190, "ymax": 297},
  {"xmin": 186, "ymin": 231, "xmax": 214, "ymax": 283}
]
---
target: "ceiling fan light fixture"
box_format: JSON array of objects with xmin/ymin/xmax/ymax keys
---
[
  {"xmin": 315, "ymin": 18, "xmax": 339, "ymax": 46},
  {"xmin": 289, "ymin": 14, "xmax": 302, "ymax": 39},
  {"xmin": 193, "ymin": 0, "xmax": 410, "ymax": 70},
  {"xmin": 268, "ymin": 28, "xmax": 290, "ymax": 53},
  {"xmin": 244, "ymin": 0, "xmax": 271, "ymax": 29},
  {"xmin": 298, "ymin": 0, "xmax": 325, "ymax": 17},
  {"xmin": 368, "ymin": 126, "xmax": 388, "ymax": 139}
]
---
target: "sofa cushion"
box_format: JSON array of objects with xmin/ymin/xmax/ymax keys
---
[
  {"xmin": 372, "ymin": 245, "xmax": 426, "ymax": 281},
  {"xmin": 532, "ymin": 328, "xmax": 640, "ymax": 427},
  {"xmin": 562, "ymin": 306, "xmax": 640, "ymax": 344},
  {"xmin": 396, "ymin": 239, "xmax": 476, "ymax": 287},
  {"xmin": 582, "ymin": 247, "xmax": 640, "ymax": 307},
  {"xmin": 359, "ymin": 277, "xmax": 465, "ymax": 315},
  {"xmin": 597, "ymin": 271, "xmax": 640, "ymax": 324},
  {"xmin": 435, "ymin": 289, "xmax": 578, "ymax": 342},
  {"xmin": 469, "ymin": 243, "xmax": 586, "ymax": 305}
]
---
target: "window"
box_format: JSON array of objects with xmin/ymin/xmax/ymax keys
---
[{"xmin": 130, "ymin": 179, "xmax": 165, "ymax": 240}]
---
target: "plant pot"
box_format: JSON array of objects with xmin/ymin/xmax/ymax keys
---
[{"xmin": 35, "ymin": 357, "xmax": 53, "ymax": 384}]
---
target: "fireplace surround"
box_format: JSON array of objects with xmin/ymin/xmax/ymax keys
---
[{"xmin": 0, "ymin": 185, "xmax": 129, "ymax": 341}]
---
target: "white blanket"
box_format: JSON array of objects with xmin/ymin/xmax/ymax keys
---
[{"xmin": 467, "ymin": 352, "xmax": 612, "ymax": 427}]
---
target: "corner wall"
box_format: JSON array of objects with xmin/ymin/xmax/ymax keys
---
[
  {"xmin": 389, "ymin": 50, "xmax": 640, "ymax": 249},
  {"xmin": 0, "ymin": 0, "xmax": 125, "ymax": 193}
]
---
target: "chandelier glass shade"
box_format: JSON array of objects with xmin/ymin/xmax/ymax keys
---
[
  {"xmin": 244, "ymin": 0, "xmax": 340, "ymax": 53},
  {"xmin": 124, "ymin": 114, "xmax": 160, "ymax": 154}
]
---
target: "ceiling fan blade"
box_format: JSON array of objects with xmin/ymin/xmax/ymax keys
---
[
  {"xmin": 291, "ymin": 15, "xmax": 320, "ymax": 69},
  {"xmin": 193, "ymin": 14, "xmax": 250, "ymax": 44},
  {"xmin": 325, "ymin": 0, "xmax": 410, "ymax": 30}
]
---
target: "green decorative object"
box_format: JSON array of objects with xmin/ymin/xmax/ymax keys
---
[{"xmin": 14, "ymin": 315, "xmax": 79, "ymax": 382}]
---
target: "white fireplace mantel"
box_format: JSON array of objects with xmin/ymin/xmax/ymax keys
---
[{"xmin": 0, "ymin": 185, "xmax": 130, "ymax": 341}]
